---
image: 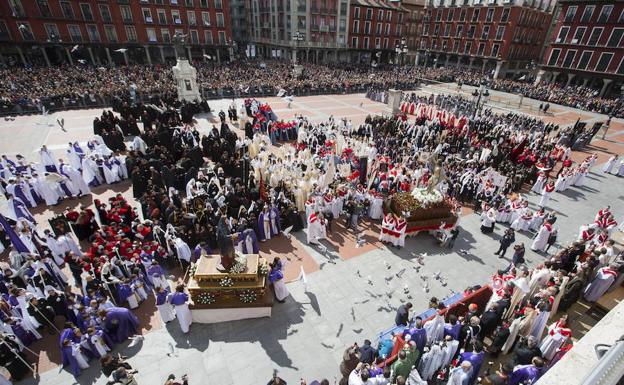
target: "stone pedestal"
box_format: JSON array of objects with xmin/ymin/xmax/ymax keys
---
[
  {"xmin": 172, "ymin": 59, "xmax": 201, "ymax": 102},
  {"xmin": 387, "ymin": 89, "xmax": 403, "ymax": 114},
  {"xmin": 293, "ymin": 64, "xmax": 303, "ymax": 77}
]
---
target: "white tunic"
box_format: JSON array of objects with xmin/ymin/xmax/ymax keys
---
[{"xmin": 530, "ymin": 224, "xmax": 551, "ymax": 252}]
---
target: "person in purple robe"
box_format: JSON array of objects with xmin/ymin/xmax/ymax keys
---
[
  {"xmin": 238, "ymin": 229, "xmax": 259, "ymax": 254},
  {"xmin": 8, "ymin": 195, "xmax": 36, "ymax": 224},
  {"xmin": 59, "ymin": 324, "xmax": 77, "ymax": 365},
  {"xmin": 508, "ymin": 357, "xmax": 545, "ymax": 385},
  {"xmin": 193, "ymin": 242, "xmax": 212, "ymax": 261},
  {"xmin": 459, "ymin": 341, "xmax": 485, "ymax": 385},
  {"xmin": 257, "ymin": 206, "xmax": 273, "ymax": 242},
  {"xmin": 9, "ymin": 318, "xmax": 37, "ymax": 346},
  {"xmin": 98, "ymin": 307, "xmax": 139, "ymax": 344},
  {"xmin": 403, "ymin": 317, "xmax": 427, "ymax": 353},
  {"xmin": 444, "ymin": 315, "xmax": 462, "ymax": 340}
]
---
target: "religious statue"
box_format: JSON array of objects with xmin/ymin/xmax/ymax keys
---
[
  {"xmin": 216, "ymin": 214, "xmax": 237, "ymax": 271},
  {"xmin": 426, "ymin": 154, "xmax": 447, "ymax": 193},
  {"xmin": 172, "ymin": 32, "xmax": 187, "ymax": 59}
]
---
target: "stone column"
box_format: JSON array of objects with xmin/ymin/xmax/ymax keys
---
[
  {"xmin": 550, "ymin": 71, "xmax": 560, "ymax": 84},
  {"xmin": 445, "ymin": 55, "xmax": 450, "ymax": 67},
  {"xmin": 306, "ymin": 49, "xmax": 309, "ymax": 62},
  {"xmin": 565, "ymin": 73, "xmax": 575, "ymax": 87},
  {"xmin": 17, "ymin": 46, "xmax": 27, "ymax": 66},
  {"xmin": 316, "ymin": 50, "xmax": 320, "ymax": 63},
  {"xmin": 64, "ymin": 47, "xmax": 74, "ymax": 65},
  {"xmin": 468, "ymin": 57, "xmax": 475, "ymax": 70},
  {"xmin": 481, "ymin": 60, "xmax": 487, "ymax": 72},
  {"xmin": 40, "ymin": 46, "xmax": 51, "ymax": 67},
  {"xmin": 159, "ymin": 46, "xmax": 166, "ymax": 63},
  {"xmin": 144, "ymin": 46, "xmax": 152, "ymax": 65},
  {"xmin": 216, "ymin": 49, "xmax": 220, "ymax": 63},
  {"xmin": 600, "ymin": 79, "xmax": 612, "ymax": 97},
  {"xmin": 493, "ymin": 60, "xmax": 503, "ymax": 79},
  {"xmin": 582, "ymin": 78, "xmax": 589, "ymax": 87},
  {"xmin": 87, "ymin": 47, "xmax": 97, "ymax": 65},
  {"xmin": 415, "ymin": 52, "xmax": 420, "ymax": 66},
  {"xmin": 123, "ymin": 51, "xmax": 129, "ymax": 65},
  {"xmin": 105, "ymin": 47, "xmax": 113, "ymax": 65},
  {"xmin": 186, "ymin": 46, "xmax": 192, "ymax": 61}
]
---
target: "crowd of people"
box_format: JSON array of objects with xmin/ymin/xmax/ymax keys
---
[
  {"xmin": 2, "ymin": 61, "xmax": 622, "ymax": 118},
  {"xmin": 0, "ymin": 73, "xmax": 621, "ymax": 385}
]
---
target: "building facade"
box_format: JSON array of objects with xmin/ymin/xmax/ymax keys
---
[
  {"xmin": 402, "ymin": 0, "xmax": 426, "ymax": 65},
  {"xmin": 418, "ymin": 0, "xmax": 554, "ymax": 79},
  {"xmin": 0, "ymin": 0, "xmax": 233, "ymax": 67},
  {"xmin": 346, "ymin": 0, "xmax": 409, "ymax": 64},
  {"xmin": 246, "ymin": 0, "xmax": 350, "ymax": 63},
  {"xmin": 539, "ymin": 0, "xmax": 624, "ymax": 96}
]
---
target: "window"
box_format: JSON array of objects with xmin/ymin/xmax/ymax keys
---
[
  {"xmin": 104, "ymin": 25, "xmax": 117, "ymax": 42},
  {"xmin": 354, "ymin": 7, "xmax": 360, "ymax": 19},
  {"xmin": 203, "ymin": 30, "xmax": 212, "ymax": 44},
  {"xmin": 60, "ymin": 1, "xmax": 74, "ymax": 18},
  {"xmin": 374, "ymin": 37, "xmax": 380, "ymax": 48},
  {"xmin": 172, "ymin": 10, "xmax": 181, "ymax": 24},
  {"xmin": 86, "ymin": 24, "xmax": 100, "ymax": 42},
  {"xmin": 456, "ymin": 25, "xmax": 463, "ymax": 37},
  {"xmin": 99, "ymin": 4, "xmax": 112, "ymax": 22},
  {"xmin": 396, "ymin": 25, "xmax": 401, "ymax": 36},
  {"xmin": 587, "ymin": 27, "xmax": 603, "ymax": 46},
  {"xmin": 68, "ymin": 24, "xmax": 82, "ymax": 42},
  {"xmin": 171, "ymin": 0, "xmax": 178, "ymax": 4},
  {"xmin": 158, "ymin": 9, "xmax": 167, "ymax": 24},
  {"xmin": 453, "ymin": 40, "xmax": 460, "ymax": 52},
  {"xmin": 607, "ymin": 28, "xmax": 623, "ymax": 47},
  {"xmin": 595, "ymin": 52, "xmax": 613, "ymax": 71},
  {"xmin": 147, "ymin": 28, "xmax": 157, "ymax": 42},
  {"xmin": 385, "ymin": 23, "xmax": 390, "ymax": 35},
  {"xmin": 436, "ymin": 10, "xmax": 442, "ymax": 22},
  {"xmin": 214, "ymin": 0, "xmax": 222, "ymax": 9},
  {"xmin": 378, "ymin": 10, "xmax": 383, "ymax": 20},
  {"xmin": 366, "ymin": 8, "xmax": 372, "ymax": 20},
  {"xmin": 80, "ymin": 3, "xmax": 93, "ymax": 21},
  {"xmin": 186, "ymin": 0, "xmax": 194, "ymax": 6},
  {"xmin": 161, "ymin": 29, "xmax": 171, "ymax": 42},
  {"xmin": 364, "ymin": 21, "xmax": 370, "ymax": 34},
  {"xmin": 444, "ymin": 24, "xmax": 451, "ymax": 37},
  {"xmin": 398, "ymin": 13, "xmax": 402, "ymax": 23},
  {"xmin": 620, "ymin": 9, "xmax": 624, "ymax": 23},
  {"xmin": 17, "ymin": 22, "xmax": 34, "ymax": 40},
  {"xmin": 423, "ymin": 24, "xmax": 429, "ymax": 36},
  {"xmin": 464, "ymin": 41, "xmax": 472, "ymax": 54},
  {"xmin": 477, "ymin": 42, "xmax": 485, "ymax": 55},
  {"xmin": 37, "ymin": 0, "xmax": 52, "ymax": 17},
  {"xmin": 572, "ymin": 27, "xmax": 586, "ymax": 44},
  {"xmin": 565, "ymin": 6, "xmax": 577, "ymax": 22},
  {"xmin": 187, "ymin": 11, "xmax": 196, "ymax": 25},
  {"xmin": 386, "ymin": 11, "xmax": 391, "ymax": 21},
  {"xmin": 460, "ymin": 9, "xmax": 466, "ymax": 21},
  {"xmin": 376, "ymin": 23, "xmax": 382, "ymax": 35},
  {"xmin": 491, "ymin": 43, "xmax": 499, "ymax": 57},
  {"xmin": 216, "ymin": 12, "xmax": 224, "ymax": 27},
  {"xmin": 383, "ymin": 38, "xmax": 388, "ymax": 48},
  {"xmin": 471, "ymin": 9, "xmax": 480, "ymax": 22},
  {"xmin": 486, "ymin": 8, "xmax": 494, "ymax": 22},
  {"xmin": 201, "ymin": 11, "xmax": 210, "ymax": 26},
  {"xmin": 597, "ymin": 5, "xmax": 613, "ymax": 23},
  {"xmin": 120, "ymin": 6, "xmax": 132, "ymax": 22},
  {"xmin": 218, "ymin": 30, "xmax": 226, "ymax": 44},
  {"xmin": 481, "ymin": 25, "xmax": 489, "ymax": 39},
  {"xmin": 434, "ymin": 24, "xmax": 440, "ymax": 36},
  {"xmin": 143, "ymin": 9, "xmax": 153, "ymax": 23},
  {"xmin": 547, "ymin": 48, "xmax": 561, "ymax": 66},
  {"xmin": 495, "ymin": 26, "xmax": 505, "ymax": 40},
  {"xmin": 190, "ymin": 29, "xmax": 199, "ymax": 44},
  {"xmin": 44, "ymin": 23, "xmax": 60, "ymax": 39},
  {"xmin": 500, "ymin": 8, "xmax": 509, "ymax": 22},
  {"xmin": 352, "ymin": 20, "xmax": 359, "ymax": 33},
  {"xmin": 125, "ymin": 25, "xmax": 138, "ymax": 42},
  {"xmin": 580, "ymin": 5, "xmax": 594, "ymax": 22},
  {"xmin": 363, "ymin": 37, "xmax": 369, "ymax": 48},
  {"xmin": 0, "ymin": 21, "xmax": 11, "ymax": 40},
  {"xmin": 8, "ymin": 0, "xmax": 25, "ymax": 17},
  {"xmin": 447, "ymin": 9, "xmax": 453, "ymax": 22},
  {"xmin": 351, "ymin": 36, "xmax": 357, "ymax": 47},
  {"xmin": 467, "ymin": 25, "xmax": 475, "ymax": 38},
  {"xmin": 557, "ymin": 26, "xmax": 570, "ymax": 43},
  {"xmin": 562, "ymin": 50, "xmax": 576, "ymax": 67},
  {"xmin": 577, "ymin": 51, "xmax": 592, "ymax": 70}
]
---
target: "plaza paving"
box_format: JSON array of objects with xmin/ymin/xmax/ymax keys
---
[{"xmin": 0, "ymin": 87, "xmax": 622, "ymax": 385}]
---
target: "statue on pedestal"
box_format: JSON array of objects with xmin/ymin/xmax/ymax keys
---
[
  {"xmin": 171, "ymin": 32, "xmax": 201, "ymax": 102},
  {"xmin": 216, "ymin": 214, "xmax": 236, "ymax": 271}
]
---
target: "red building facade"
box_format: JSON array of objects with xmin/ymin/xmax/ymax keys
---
[
  {"xmin": 418, "ymin": 0, "xmax": 553, "ymax": 79},
  {"xmin": 539, "ymin": 0, "xmax": 624, "ymax": 96},
  {"xmin": 347, "ymin": 0, "xmax": 408, "ymax": 64},
  {"xmin": 0, "ymin": 0, "xmax": 232, "ymax": 66}
]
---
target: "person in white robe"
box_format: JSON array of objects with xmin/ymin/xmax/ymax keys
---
[
  {"xmin": 59, "ymin": 162, "xmax": 90, "ymax": 196},
  {"xmin": 380, "ymin": 213, "xmax": 396, "ymax": 243},
  {"xmin": 131, "ymin": 136, "xmax": 148, "ymax": 155},
  {"xmin": 539, "ymin": 316, "xmax": 571, "ymax": 361},
  {"xmin": 368, "ymin": 193, "xmax": 384, "ymax": 220},
  {"xmin": 269, "ymin": 257, "xmax": 290, "ymax": 302},
  {"xmin": 584, "ymin": 264, "xmax": 618, "ymax": 302},
  {"xmin": 66, "ymin": 146, "xmax": 83, "ymax": 171},
  {"xmin": 423, "ymin": 313, "xmax": 445, "ymax": 344},
  {"xmin": 531, "ymin": 172, "xmax": 546, "ymax": 193},
  {"xmin": 167, "ymin": 285, "xmax": 192, "ymax": 333},
  {"xmin": 531, "ymin": 221, "xmax": 553, "ymax": 252},
  {"xmin": 441, "ymin": 335, "xmax": 460, "ymax": 368},
  {"xmin": 102, "ymin": 159, "xmax": 121, "ymax": 184},
  {"xmin": 602, "ymin": 155, "xmax": 618, "ymax": 173},
  {"xmin": 503, "ymin": 271, "xmax": 530, "ymax": 320},
  {"xmin": 33, "ymin": 174, "xmax": 61, "ymax": 205},
  {"xmin": 155, "ymin": 287, "xmax": 176, "ymax": 324},
  {"xmin": 172, "ymin": 237, "xmax": 192, "ymax": 268},
  {"xmin": 529, "ymin": 209, "xmax": 546, "ymax": 232},
  {"xmin": 393, "ymin": 216, "xmax": 407, "ymax": 248},
  {"xmin": 417, "ymin": 343, "xmax": 445, "ymax": 381},
  {"xmin": 306, "ymin": 211, "xmax": 326, "ymax": 245},
  {"xmin": 38, "ymin": 145, "xmax": 58, "ymax": 173},
  {"xmin": 87, "ymin": 327, "xmax": 111, "ymax": 357},
  {"xmin": 447, "ymin": 361, "xmax": 472, "ymax": 385},
  {"xmin": 81, "ymin": 156, "xmax": 102, "ymax": 186},
  {"xmin": 58, "ymin": 234, "xmax": 83, "ymax": 257}
]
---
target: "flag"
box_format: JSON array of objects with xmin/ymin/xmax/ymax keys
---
[
  {"xmin": 0, "ymin": 213, "xmax": 29, "ymax": 253},
  {"xmin": 297, "ymin": 266, "xmax": 307, "ymax": 289},
  {"xmin": 259, "ymin": 172, "xmax": 268, "ymax": 202}
]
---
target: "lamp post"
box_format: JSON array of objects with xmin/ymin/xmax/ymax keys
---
[
  {"xmin": 525, "ymin": 59, "xmax": 537, "ymax": 81},
  {"xmin": 423, "ymin": 49, "xmax": 430, "ymax": 67},
  {"xmin": 292, "ymin": 30, "xmax": 304, "ymax": 65},
  {"xmin": 471, "ymin": 78, "xmax": 490, "ymax": 119},
  {"xmin": 394, "ymin": 37, "xmax": 408, "ymax": 66}
]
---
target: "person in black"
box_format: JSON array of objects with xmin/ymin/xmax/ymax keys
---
[
  {"xmin": 394, "ymin": 302, "xmax": 412, "ymax": 326},
  {"xmin": 357, "ymin": 339, "xmax": 377, "ymax": 365},
  {"xmin": 100, "ymin": 354, "xmax": 135, "ymax": 378},
  {"xmin": 482, "ymin": 362, "xmax": 513, "ymax": 385},
  {"xmin": 479, "ymin": 303, "xmax": 502, "ymax": 339},
  {"xmin": 27, "ymin": 297, "xmax": 56, "ymax": 335},
  {"xmin": 513, "ymin": 335, "xmax": 542, "ymax": 366},
  {"xmin": 495, "ymin": 228, "xmax": 515, "ymax": 258}
]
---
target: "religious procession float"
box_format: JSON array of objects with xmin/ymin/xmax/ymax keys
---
[
  {"xmin": 186, "ymin": 251, "xmax": 274, "ymax": 323},
  {"xmin": 386, "ymin": 188, "xmax": 459, "ymax": 236}
]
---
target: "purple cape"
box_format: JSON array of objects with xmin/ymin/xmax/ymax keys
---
[{"xmin": 104, "ymin": 307, "xmax": 139, "ymax": 344}]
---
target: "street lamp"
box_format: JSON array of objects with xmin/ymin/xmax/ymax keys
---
[
  {"xmin": 292, "ymin": 30, "xmax": 304, "ymax": 65},
  {"xmin": 471, "ymin": 78, "xmax": 490, "ymax": 119},
  {"xmin": 395, "ymin": 37, "xmax": 408, "ymax": 66},
  {"xmin": 525, "ymin": 59, "xmax": 537, "ymax": 81}
]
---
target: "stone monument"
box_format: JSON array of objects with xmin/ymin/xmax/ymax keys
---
[
  {"xmin": 386, "ymin": 89, "xmax": 403, "ymax": 114},
  {"xmin": 172, "ymin": 32, "xmax": 201, "ymax": 102}
]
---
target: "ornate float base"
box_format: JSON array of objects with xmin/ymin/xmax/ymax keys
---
[
  {"xmin": 386, "ymin": 191, "xmax": 458, "ymax": 236},
  {"xmin": 187, "ymin": 254, "xmax": 274, "ymax": 323}
]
